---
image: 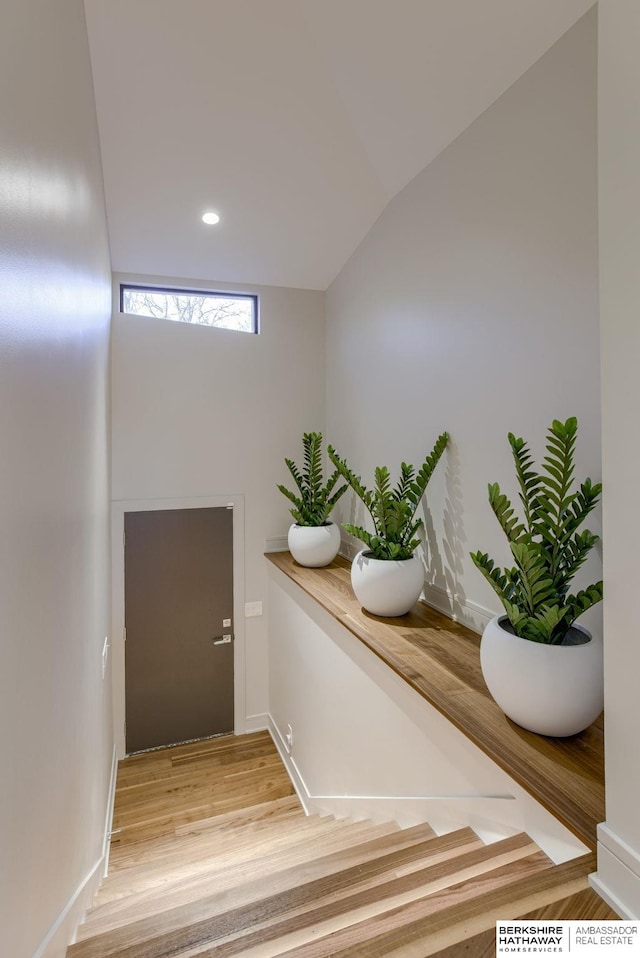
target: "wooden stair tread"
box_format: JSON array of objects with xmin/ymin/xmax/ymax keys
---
[
  {"xmin": 80, "ymin": 819, "xmax": 427, "ymax": 937},
  {"xmin": 179, "ymin": 837, "xmax": 551, "ymax": 958},
  {"xmin": 81, "ymin": 819, "xmax": 405, "ymax": 934},
  {"xmin": 77, "ymin": 824, "xmax": 470, "ymax": 949},
  {"xmin": 110, "ymin": 733, "xmax": 297, "ymax": 849},
  {"xmin": 108, "ymin": 810, "xmax": 332, "ymax": 876},
  {"xmin": 100, "ymin": 817, "xmax": 398, "ymax": 895},
  {"xmin": 112, "ymin": 776, "xmax": 297, "ymax": 843},
  {"xmin": 117, "ymin": 744, "xmax": 285, "ymax": 787},
  {"xmin": 107, "ymin": 804, "xmax": 306, "ymax": 877},
  {"xmin": 70, "ymin": 733, "xmax": 609, "ymax": 958},
  {"xmin": 115, "ymin": 751, "xmax": 288, "ymax": 801},
  {"xmin": 114, "ymin": 756, "xmax": 289, "ymax": 815},
  {"xmin": 118, "ymin": 731, "xmax": 275, "ymax": 768},
  {"xmin": 429, "ymin": 884, "xmax": 620, "ymax": 958},
  {"xmin": 173, "ymin": 795, "xmax": 304, "ymax": 838},
  {"xmin": 69, "ymin": 832, "xmax": 546, "ymax": 958},
  {"xmin": 301, "ymin": 853, "xmax": 597, "ymax": 958},
  {"xmin": 239, "ymin": 852, "xmax": 580, "ymax": 958}
]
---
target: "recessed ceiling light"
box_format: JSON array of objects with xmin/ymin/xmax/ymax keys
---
[{"xmin": 202, "ymin": 211, "xmax": 220, "ymax": 225}]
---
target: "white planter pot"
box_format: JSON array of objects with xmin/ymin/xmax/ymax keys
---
[
  {"xmin": 480, "ymin": 614, "xmax": 604, "ymax": 737},
  {"xmin": 351, "ymin": 550, "xmax": 424, "ymax": 617},
  {"xmin": 287, "ymin": 522, "xmax": 341, "ymax": 568}
]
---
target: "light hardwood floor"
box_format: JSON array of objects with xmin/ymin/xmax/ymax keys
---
[{"xmin": 68, "ymin": 731, "xmax": 616, "ymax": 958}]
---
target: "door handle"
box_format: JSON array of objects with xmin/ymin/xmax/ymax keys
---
[{"xmin": 212, "ymin": 634, "xmax": 233, "ymax": 645}]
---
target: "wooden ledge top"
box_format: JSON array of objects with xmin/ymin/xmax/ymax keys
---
[{"xmin": 266, "ymin": 551, "xmax": 604, "ymax": 850}]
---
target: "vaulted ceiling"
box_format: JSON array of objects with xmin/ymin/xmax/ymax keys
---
[{"xmin": 84, "ymin": 0, "xmax": 595, "ymax": 291}]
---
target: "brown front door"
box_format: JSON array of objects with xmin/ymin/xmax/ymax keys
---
[{"xmin": 124, "ymin": 507, "xmax": 234, "ymax": 753}]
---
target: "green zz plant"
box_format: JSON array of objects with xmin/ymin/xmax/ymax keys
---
[
  {"xmin": 327, "ymin": 433, "xmax": 449, "ymax": 560},
  {"xmin": 471, "ymin": 417, "xmax": 603, "ymax": 644},
  {"xmin": 278, "ymin": 431, "xmax": 347, "ymax": 526}
]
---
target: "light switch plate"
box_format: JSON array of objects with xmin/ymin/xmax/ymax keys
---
[{"xmin": 245, "ymin": 601, "xmax": 263, "ymax": 617}]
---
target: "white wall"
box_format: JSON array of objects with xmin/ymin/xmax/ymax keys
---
[
  {"xmin": 0, "ymin": 2, "xmax": 113, "ymax": 956},
  {"xmin": 111, "ymin": 275, "xmax": 325, "ymax": 724},
  {"xmin": 268, "ymin": 566, "xmax": 589, "ymax": 865},
  {"xmin": 325, "ymin": 11, "xmax": 601, "ymax": 639},
  {"xmin": 593, "ymin": 0, "xmax": 640, "ymax": 919}
]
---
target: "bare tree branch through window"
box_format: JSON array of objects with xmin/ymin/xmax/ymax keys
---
[{"xmin": 121, "ymin": 286, "xmax": 257, "ymax": 333}]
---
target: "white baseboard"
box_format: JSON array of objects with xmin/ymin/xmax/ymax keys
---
[
  {"xmin": 33, "ymin": 856, "xmax": 104, "ymax": 958},
  {"xmin": 265, "ymin": 536, "xmax": 288, "ymax": 553},
  {"xmin": 268, "ymin": 713, "xmax": 313, "ymax": 815},
  {"xmin": 245, "ymin": 712, "xmax": 269, "ymax": 733},
  {"xmin": 102, "ymin": 745, "xmax": 119, "ymax": 877},
  {"xmin": 590, "ymin": 823, "xmax": 640, "ymax": 918},
  {"xmin": 34, "ymin": 744, "xmax": 122, "ymax": 956},
  {"xmin": 266, "ymin": 712, "xmax": 588, "ymax": 860},
  {"xmin": 421, "ymin": 582, "xmax": 494, "ymax": 636}
]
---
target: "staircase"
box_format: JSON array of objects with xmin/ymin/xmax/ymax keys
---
[{"xmin": 68, "ymin": 732, "xmax": 593, "ymax": 958}]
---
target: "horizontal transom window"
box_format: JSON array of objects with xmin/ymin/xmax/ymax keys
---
[{"xmin": 120, "ymin": 284, "xmax": 258, "ymax": 334}]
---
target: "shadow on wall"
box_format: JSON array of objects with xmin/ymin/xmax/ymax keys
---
[
  {"xmin": 334, "ymin": 438, "xmax": 489, "ymax": 633},
  {"xmin": 340, "ymin": 490, "xmax": 368, "ymax": 559},
  {"xmin": 422, "ymin": 436, "xmax": 468, "ymax": 622},
  {"xmin": 336, "ymin": 443, "xmax": 468, "ymax": 619}
]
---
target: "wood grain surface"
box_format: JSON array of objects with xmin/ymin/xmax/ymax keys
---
[
  {"xmin": 428, "ymin": 887, "xmax": 620, "ymax": 958},
  {"xmin": 70, "ymin": 729, "xmax": 612, "ymax": 958},
  {"xmin": 266, "ymin": 552, "xmax": 605, "ymax": 850}
]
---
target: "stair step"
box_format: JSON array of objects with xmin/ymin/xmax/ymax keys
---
[
  {"xmin": 70, "ymin": 734, "xmax": 581, "ymax": 958},
  {"xmin": 80, "ymin": 818, "xmax": 406, "ymax": 939},
  {"xmin": 70, "ymin": 831, "xmax": 540, "ymax": 958},
  {"xmin": 110, "ymin": 734, "xmax": 296, "ymax": 847},
  {"xmin": 114, "ymin": 753, "xmax": 288, "ymax": 817},
  {"xmin": 111, "ymin": 772, "xmax": 297, "ymax": 846},
  {"xmin": 173, "ymin": 794, "xmax": 304, "ymax": 839},
  {"xmin": 116, "ymin": 742, "xmax": 285, "ymax": 789},
  {"xmin": 427, "ymin": 874, "xmax": 615, "ymax": 958},
  {"xmin": 106, "ymin": 801, "xmax": 306, "ymax": 880},
  {"xmin": 107, "ymin": 802, "xmax": 314, "ymax": 877},
  {"xmin": 97, "ymin": 816, "xmax": 396, "ymax": 904},
  {"xmin": 318, "ymin": 852, "xmax": 596, "ymax": 958},
  {"xmin": 115, "ymin": 732, "xmax": 276, "ymax": 781},
  {"xmin": 210, "ymin": 838, "xmax": 553, "ymax": 958}
]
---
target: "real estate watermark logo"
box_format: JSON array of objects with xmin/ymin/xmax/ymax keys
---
[{"xmin": 496, "ymin": 921, "xmax": 640, "ymax": 955}]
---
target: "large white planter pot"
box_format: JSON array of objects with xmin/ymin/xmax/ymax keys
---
[
  {"xmin": 480, "ymin": 615, "xmax": 604, "ymax": 737},
  {"xmin": 287, "ymin": 522, "xmax": 341, "ymax": 568},
  {"xmin": 351, "ymin": 550, "xmax": 424, "ymax": 617}
]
